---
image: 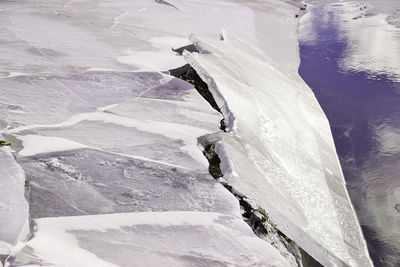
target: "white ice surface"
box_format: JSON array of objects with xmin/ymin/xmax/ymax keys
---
[
  {"xmin": 7, "ymin": 75, "xmax": 221, "ymax": 169},
  {"xmin": 117, "ymin": 36, "xmax": 190, "ymax": 70},
  {"xmin": 18, "ymin": 135, "xmax": 87, "ymax": 157},
  {"xmin": 184, "ymin": 29, "xmax": 373, "ymax": 266},
  {"xmin": 0, "ymin": 0, "xmax": 259, "ymax": 76},
  {"xmin": 13, "ymin": 212, "xmax": 291, "ymax": 267}
]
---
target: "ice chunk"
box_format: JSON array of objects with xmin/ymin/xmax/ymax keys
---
[
  {"xmin": 184, "ymin": 34, "xmax": 373, "ymax": 266},
  {"xmin": 19, "ymin": 149, "xmax": 239, "ymax": 218}
]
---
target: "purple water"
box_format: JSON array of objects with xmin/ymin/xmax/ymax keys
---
[{"xmin": 299, "ymin": 5, "xmax": 400, "ymax": 267}]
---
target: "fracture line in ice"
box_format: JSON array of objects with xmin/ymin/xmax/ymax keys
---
[{"xmin": 17, "ymin": 134, "xmax": 190, "ymax": 170}]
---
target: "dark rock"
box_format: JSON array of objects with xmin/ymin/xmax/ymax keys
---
[
  {"xmin": 154, "ymin": 0, "xmax": 178, "ymax": 9},
  {"xmin": 202, "ymin": 143, "xmax": 223, "ymax": 179},
  {"xmin": 395, "ymin": 204, "xmax": 400, "ymax": 213},
  {"xmin": 172, "ymin": 44, "xmax": 199, "ymax": 55},
  {"xmin": 168, "ymin": 64, "xmax": 221, "ymax": 113}
]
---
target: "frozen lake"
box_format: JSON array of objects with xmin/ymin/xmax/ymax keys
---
[{"xmin": 299, "ymin": 3, "xmax": 400, "ymax": 266}]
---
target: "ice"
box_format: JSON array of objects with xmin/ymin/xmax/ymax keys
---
[
  {"xmin": 0, "ymin": 0, "xmax": 258, "ymax": 77},
  {"xmin": 0, "ymin": 72, "xmax": 165, "ymax": 127},
  {"xmin": 2, "ymin": 52, "xmax": 293, "ymax": 266},
  {"xmin": 18, "ymin": 148, "xmax": 239, "ymax": 218},
  {"xmin": 5, "ymin": 71, "xmax": 227, "ymax": 219},
  {"xmin": 12, "ymin": 212, "xmax": 291, "ymax": 267},
  {"xmin": 117, "ymin": 37, "xmax": 190, "ymax": 70},
  {"xmin": 0, "ymin": 0, "xmax": 376, "ymax": 266},
  {"xmin": 0, "ymin": 145, "xmax": 29, "ymax": 255},
  {"xmin": 6, "ymin": 73, "xmax": 221, "ymax": 170},
  {"xmin": 184, "ymin": 30, "xmax": 373, "ymax": 266},
  {"xmin": 18, "ymin": 135, "xmax": 87, "ymax": 157}
]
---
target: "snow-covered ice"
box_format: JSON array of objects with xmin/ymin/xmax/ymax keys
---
[
  {"xmin": 18, "ymin": 135, "xmax": 88, "ymax": 157},
  {"xmin": 0, "ymin": 0, "xmax": 377, "ymax": 266}
]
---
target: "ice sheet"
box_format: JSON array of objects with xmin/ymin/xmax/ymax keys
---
[
  {"xmin": 17, "ymin": 148, "xmax": 239, "ymax": 218},
  {"xmin": 184, "ymin": 31, "xmax": 373, "ymax": 266},
  {"xmin": 12, "ymin": 212, "xmax": 291, "ymax": 267},
  {"xmin": 0, "ymin": 0, "xmax": 377, "ymax": 266}
]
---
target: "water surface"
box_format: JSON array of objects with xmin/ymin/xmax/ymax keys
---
[{"xmin": 299, "ymin": 4, "xmax": 400, "ymax": 266}]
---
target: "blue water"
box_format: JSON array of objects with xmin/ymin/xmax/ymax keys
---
[{"xmin": 299, "ymin": 5, "xmax": 400, "ymax": 267}]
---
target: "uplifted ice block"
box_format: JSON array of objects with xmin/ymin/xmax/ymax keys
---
[{"xmin": 184, "ymin": 33, "xmax": 373, "ymax": 267}]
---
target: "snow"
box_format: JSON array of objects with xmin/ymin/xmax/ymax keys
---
[
  {"xmin": 117, "ymin": 51, "xmax": 186, "ymax": 72},
  {"xmin": 117, "ymin": 36, "xmax": 191, "ymax": 71},
  {"xmin": 18, "ymin": 135, "xmax": 87, "ymax": 157}
]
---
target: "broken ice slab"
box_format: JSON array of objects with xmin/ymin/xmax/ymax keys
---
[
  {"xmin": 2, "ymin": 71, "xmax": 221, "ymax": 169},
  {"xmin": 20, "ymin": 148, "xmax": 238, "ymax": 219},
  {"xmin": 0, "ymin": 146, "xmax": 29, "ymax": 256},
  {"xmin": 184, "ymin": 34, "xmax": 373, "ymax": 266},
  {"xmin": 0, "ymin": 71, "xmax": 163, "ymax": 128},
  {"xmin": 4, "ymin": 69, "xmax": 228, "ymax": 217},
  {"xmin": 11, "ymin": 212, "xmax": 292, "ymax": 267},
  {"xmin": 7, "ymin": 69, "xmax": 231, "ymax": 219},
  {"xmin": 1, "ymin": 66, "xmax": 295, "ymax": 266}
]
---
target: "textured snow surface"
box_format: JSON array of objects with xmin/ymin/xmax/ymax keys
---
[{"xmin": 185, "ymin": 30, "xmax": 373, "ymax": 267}]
